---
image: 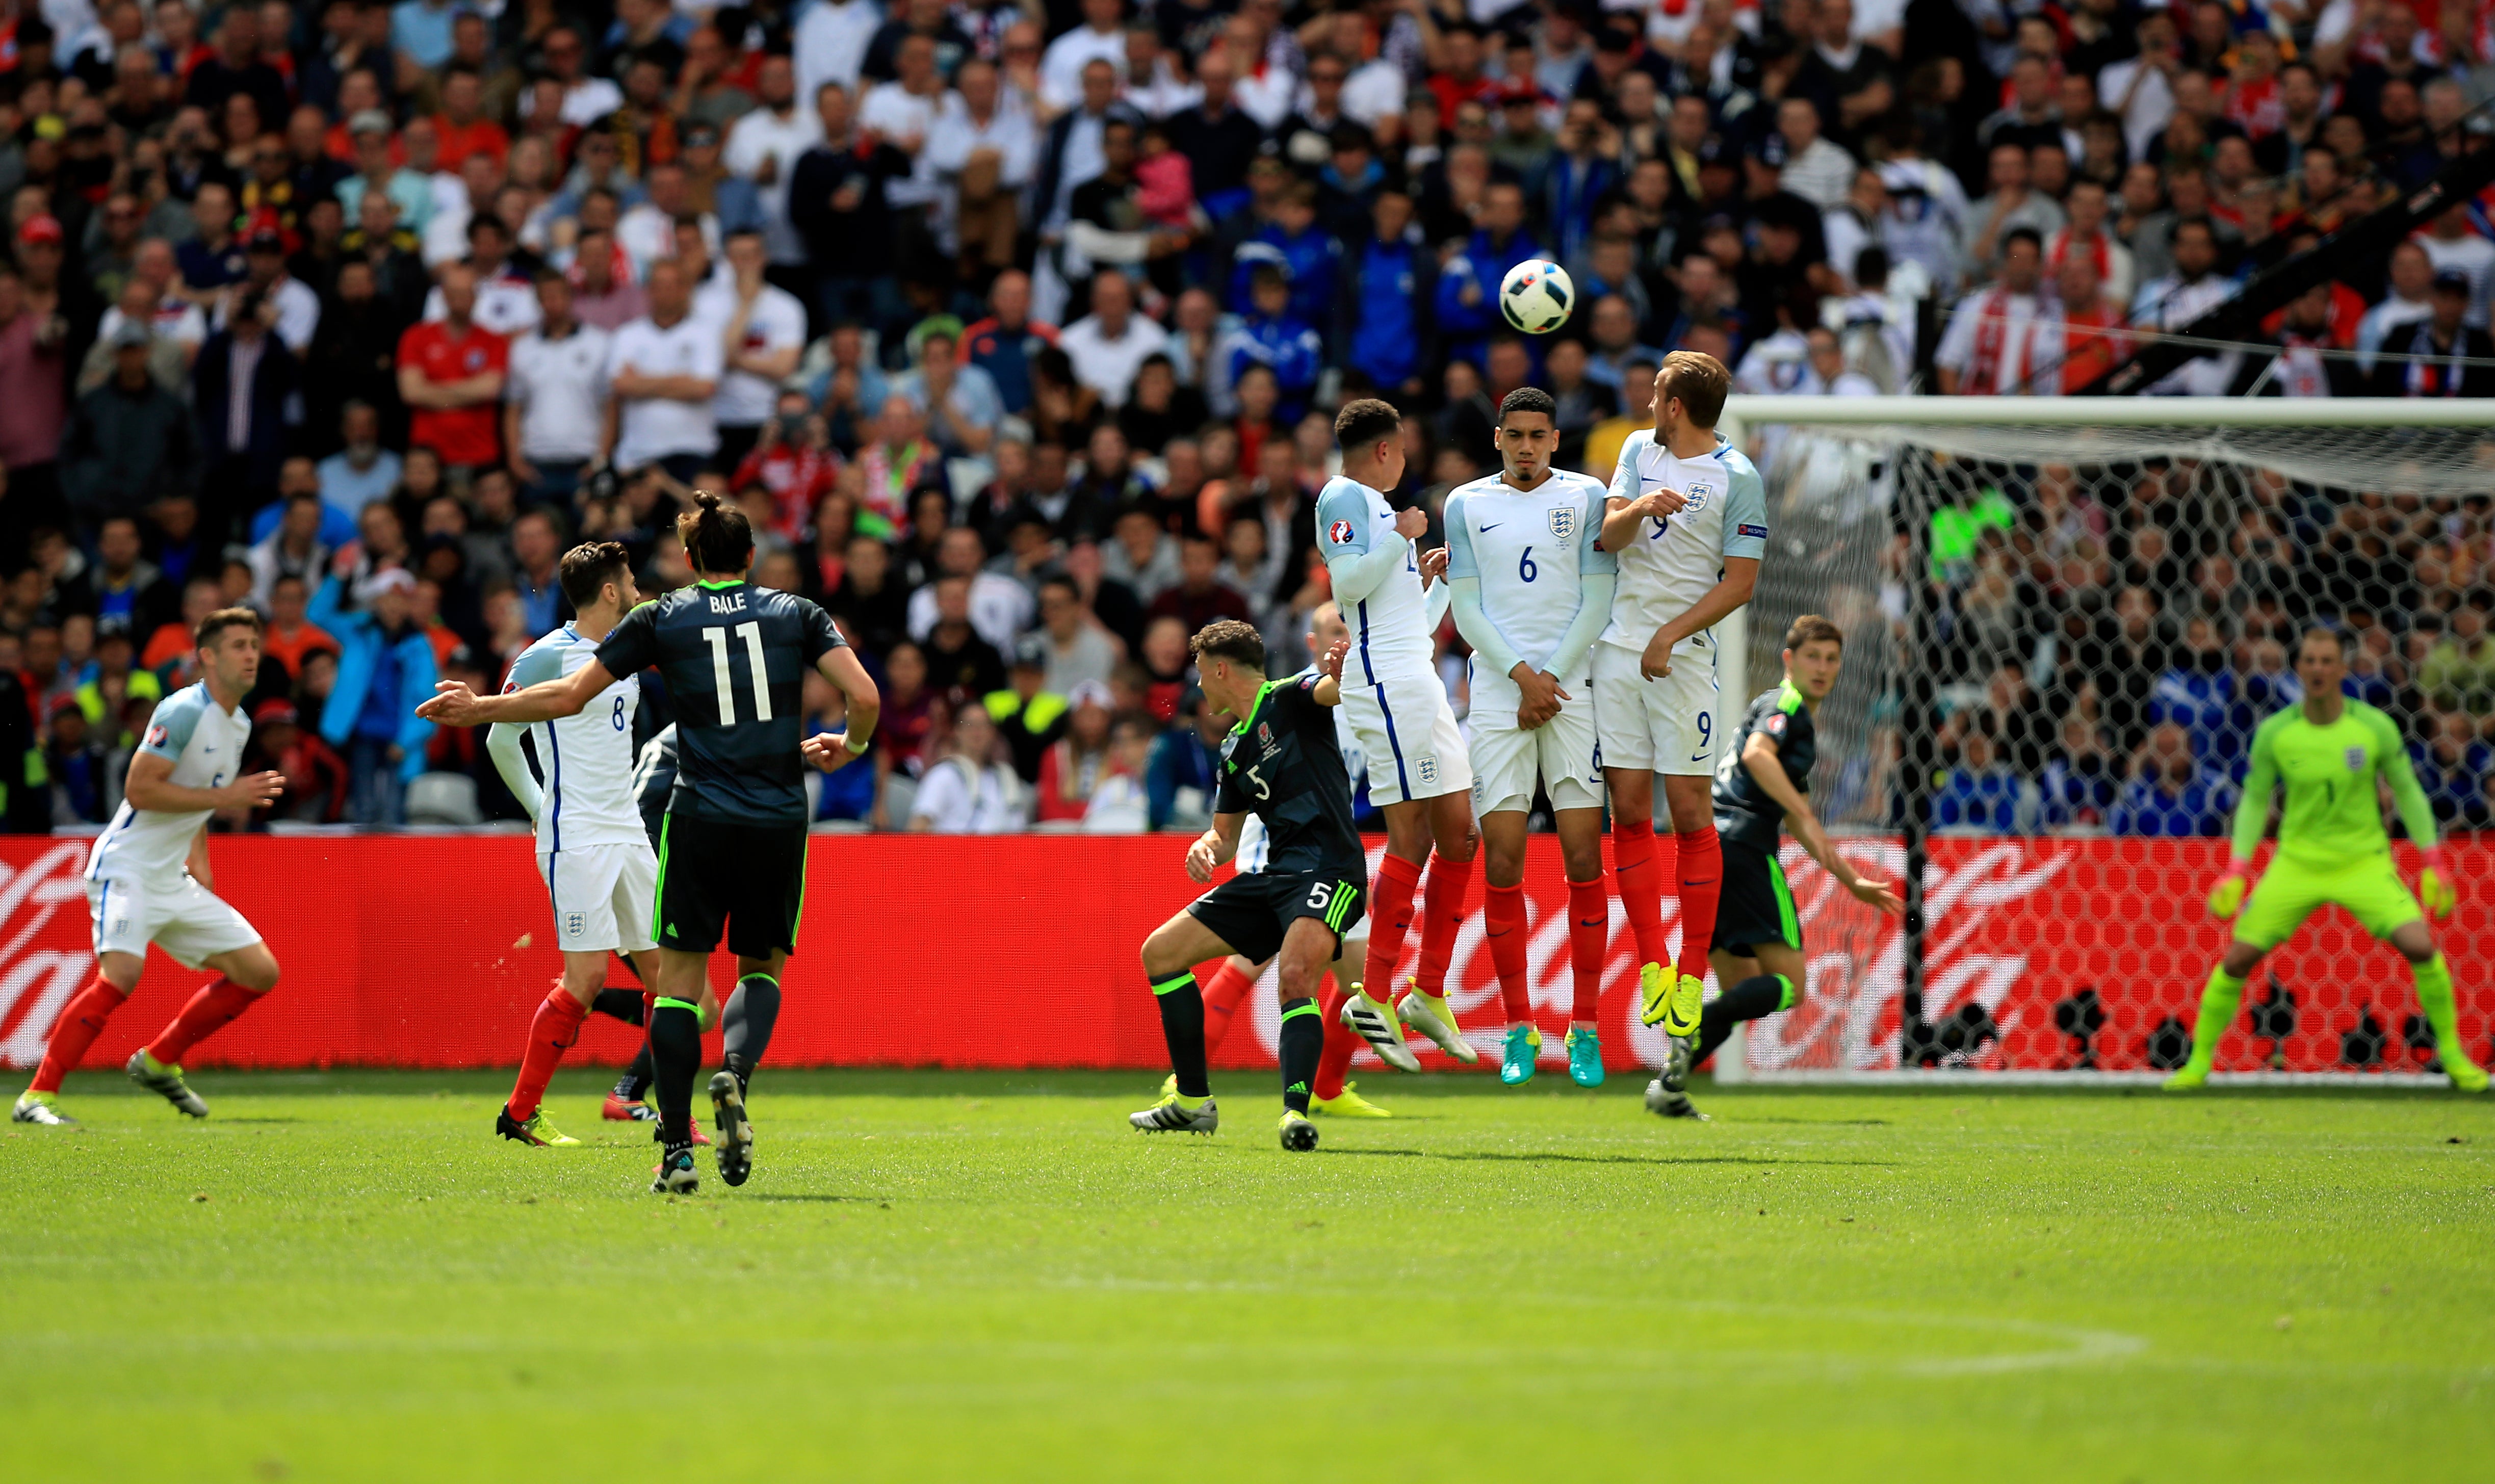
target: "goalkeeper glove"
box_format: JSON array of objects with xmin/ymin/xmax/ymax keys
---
[
  {"xmin": 2419, "ymin": 850, "xmax": 2456, "ymax": 920},
  {"xmin": 2206, "ymin": 868, "xmax": 2250, "ymax": 921}
]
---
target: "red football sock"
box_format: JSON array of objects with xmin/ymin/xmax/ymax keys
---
[
  {"xmin": 1612, "ymin": 819, "xmax": 1676, "ymax": 970},
  {"xmin": 1360, "ymin": 852, "xmax": 1424, "ymax": 997},
  {"xmin": 1675, "ymin": 827, "xmax": 1722, "ymax": 981},
  {"xmin": 506, "ymin": 988, "xmax": 589, "ymax": 1121},
  {"xmin": 1484, "ymin": 881, "xmax": 1532, "ymax": 1027},
  {"xmin": 1311, "ymin": 982, "xmax": 1357, "ymax": 1102},
  {"xmin": 30, "ymin": 973, "xmax": 128, "ymax": 1094},
  {"xmin": 1411, "ymin": 848, "xmax": 1477, "ymax": 998},
  {"xmin": 1568, "ymin": 876, "xmax": 1609, "ymax": 1025},
  {"xmin": 145, "ymin": 978, "xmax": 262, "ymax": 1068},
  {"xmin": 1200, "ymin": 960, "xmax": 1257, "ymax": 1053}
]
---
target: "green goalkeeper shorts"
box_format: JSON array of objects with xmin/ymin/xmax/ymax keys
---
[{"xmin": 2235, "ymin": 852, "xmax": 2424, "ymax": 951}]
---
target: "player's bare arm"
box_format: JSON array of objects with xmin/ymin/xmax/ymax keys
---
[
  {"xmin": 802, "ymin": 646, "xmax": 883, "ymax": 774},
  {"xmin": 1186, "ymin": 812, "xmax": 1248, "ymax": 883},
  {"xmin": 1739, "ymin": 730, "xmax": 1901, "ymax": 914},
  {"xmin": 185, "ymin": 826, "xmax": 215, "ymax": 892},
  {"xmin": 1640, "ymin": 555, "xmax": 1759, "ymax": 682},
  {"xmin": 122, "ymin": 748, "xmax": 285, "ymax": 817},
  {"xmin": 1314, "ymin": 637, "xmax": 1349, "ymax": 706},
  {"xmin": 1598, "ymin": 488, "xmax": 1688, "ymax": 553},
  {"xmin": 420, "ymin": 659, "xmax": 618, "ymax": 726}
]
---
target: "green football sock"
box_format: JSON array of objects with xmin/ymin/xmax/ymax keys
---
[
  {"xmin": 2184, "ymin": 965, "xmax": 2245, "ymax": 1072},
  {"xmin": 2412, "ymin": 953, "xmax": 2476, "ymax": 1071}
]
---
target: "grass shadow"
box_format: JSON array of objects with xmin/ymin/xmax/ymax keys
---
[
  {"xmin": 1312, "ymin": 1147, "xmax": 1426, "ymax": 1158},
  {"xmin": 747, "ymin": 1192, "xmax": 897, "ymax": 1204}
]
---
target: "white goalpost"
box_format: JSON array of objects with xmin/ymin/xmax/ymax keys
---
[{"xmin": 1701, "ymin": 396, "xmax": 2495, "ymax": 1084}]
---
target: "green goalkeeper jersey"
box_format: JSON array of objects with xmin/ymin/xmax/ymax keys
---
[{"xmin": 2229, "ymin": 700, "xmax": 2437, "ymax": 869}]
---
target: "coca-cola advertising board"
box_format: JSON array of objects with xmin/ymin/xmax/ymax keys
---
[{"xmin": 0, "ymin": 835, "xmax": 2484, "ymax": 1076}]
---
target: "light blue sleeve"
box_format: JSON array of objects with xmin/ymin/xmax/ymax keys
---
[
  {"xmin": 1443, "ymin": 490, "xmax": 1477, "ymax": 579},
  {"xmin": 1319, "ymin": 480, "xmax": 1409, "ymax": 604},
  {"xmin": 1422, "ymin": 571, "xmax": 1450, "ymax": 631},
  {"xmin": 1721, "ymin": 456, "xmax": 1768, "ymax": 561},
  {"xmin": 1577, "ymin": 482, "xmax": 1616, "ymax": 575},
  {"xmin": 504, "ymin": 640, "xmax": 567, "ymax": 692},
  {"xmin": 1606, "ymin": 434, "xmax": 1642, "ymax": 506},
  {"xmin": 486, "ymin": 722, "xmax": 543, "ymax": 819},
  {"xmin": 1315, "ymin": 480, "xmax": 1372, "ymax": 556},
  {"xmin": 138, "ymin": 686, "xmax": 211, "ymax": 761},
  {"xmin": 1450, "ymin": 577, "xmax": 1522, "ymax": 678}
]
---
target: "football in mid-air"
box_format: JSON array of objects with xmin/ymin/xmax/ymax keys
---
[{"xmin": 1499, "ymin": 258, "xmax": 1574, "ymax": 334}]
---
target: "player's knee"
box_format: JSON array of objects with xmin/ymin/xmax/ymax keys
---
[
  {"xmin": 1139, "ymin": 929, "xmax": 1187, "ymax": 981},
  {"xmin": 1560, "ymin": 842, "xmax": 1603, "ymax": 882},
  {"xmin": 236, "ymin": 957, "xmax": 280, "ymax": 993},
  {"xmin": 1276, "ymin": 957, "xmax": 1318, "ymax": 1002},
  {"xmin": 2221, "ymin": 943, "xmax": 2265, "ymax": 977}
]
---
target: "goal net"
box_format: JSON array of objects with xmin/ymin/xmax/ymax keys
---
[{"xmin": 1709, "ymin": 398, "xmax": 2495, "ymax": 1083}]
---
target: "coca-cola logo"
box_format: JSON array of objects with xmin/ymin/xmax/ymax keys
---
[{"xmin": 0, "ymin": 843, "xmax": 97, "ymax": 1068}]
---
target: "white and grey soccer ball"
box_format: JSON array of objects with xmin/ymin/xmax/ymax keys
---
[{"xmin": 1498, "ymin": 258, "xmax": 1575, "ymax": 334}]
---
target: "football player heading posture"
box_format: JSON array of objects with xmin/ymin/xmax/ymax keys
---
[
  {"xmin": 482, "ymin": 542, "xmax": 698, "ymax": 1149},
  {"xmin": 1444, "ymin": 388, "xmax": 1620, "ymax": 1087},
  {"xmin": 1314, "ymin": 398, "xmax": 1482, "ymax": 1082},
  {"xmin": 1132, "ymin": 621, "xmax": 1365, "ymax": 1151},
  {"xmin": 422, "ymin": 494, "xmax": 880, "ymax": 1192},
  {"xmin": 15, "ymin": 610, "xmax": 286, "ymax": 1126},
  {"xmin": 1187, "ymin": 603, "xmax": 1391, "ymax": 1119},
  {"xmin": 1595, "ymin": 350, "xmax": 1763, "ymax": 1046},
  {"xmin": 2168, "ymin": 627, "xmax": 2484, "ymax": 1091},
  {"xmin": 1651, "ymin": 616, "xmax": 1902, "ymax": 1119}
]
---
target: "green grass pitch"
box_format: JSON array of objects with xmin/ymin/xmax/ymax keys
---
[{"xmin": 4, "ymin": 1069, "xmax": 2490, "ymax": 1482}]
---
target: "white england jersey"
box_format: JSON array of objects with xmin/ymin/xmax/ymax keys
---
[
  {"xmin": 502, "ymin": 624, "xmax": 647, "ymax": 852},
  {"xmin": 1600, "ymin": 431, "xmax": 1769, "ymax": 660},
  {"xmin": 85, "ymin": 683, "xmax": 253, "ymax": 886},
  {"xmin": 1315, "ymin": 475, "xmax": 1434, "ymax": 683},
  {"xmin": 1443, "ymin": 469, "xmax": 1616, "ymax": 715}
]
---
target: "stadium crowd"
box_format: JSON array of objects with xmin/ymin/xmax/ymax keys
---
[{"xmin": 0, "ymin": 0, "xmax": 2490, "ymax": 838}]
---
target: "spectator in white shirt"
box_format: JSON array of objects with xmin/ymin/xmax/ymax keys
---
[
  {"xmin": 927, "ymin": 58, "xmax": 1036, "ymax": 273},
  {"xmin": 2356, "ymin": 240, "xmax": 2437, "ymax": 375},
  {"xmin": 908, "ymin": 526, "xmax": 1037, "ymax": 654},
  {"xmin": 1057, "ymin": 271, "xmax": 1168, "ymax": 410},
  {"xmin": 722, "ymin": 53, "xmax": 822, "ymax": 272},
  {"xmin": 2098, "ymin": 11, "xmax": 2179, "ymax": 164},
  {"xmin": 1936, "ymin": 227, "xmax": 2056, "ymax": 395},
  {"xmin": 618, "ymin": 160, "xmax": 723, "ymax": 279},
  {"xmin": 702, "ymin": 228, "xmax": 809, "ymax": 470},
  {"xmin": 796, "ymin": 0, "xmax": 883, "ymax": 119},
  {"xmin": 503, "ymin": 271, "xmax": 613, "ymax": 506},
  {"xmin": 1041, "ymin": 0, "xmax": 1131, "ymax": 115},
  {"xmin": 860, "ymin": 32, "xmax": 950, "ymax": 209},
  {"xmin": 421, "ymin": 216, "xmax": 542, "ymax": 336},
  {"xmin": 909, "ymin": 704, "xmax": 1028, "ymax": 833},
  {"xmin": 607, "ymin": 258, "xmax": 724, "ymax": 479},
  {"xmin": 537, "ymin": 24, "xmax": 624, "ymax": 127}
]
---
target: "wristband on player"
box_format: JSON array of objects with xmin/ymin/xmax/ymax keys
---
[{"xmin": 843, "ymin": 733, "xmax": 871, "ymax": 754}]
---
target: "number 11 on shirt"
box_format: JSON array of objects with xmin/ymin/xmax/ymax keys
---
[{"xmin": 704, "ymin": 621, "xmax": 773, "ymax": 724}]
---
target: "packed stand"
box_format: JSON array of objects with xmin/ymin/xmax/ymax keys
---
[{"xmin": 0, "ymin": 0, "xmax": 2488, "ymax": 836}]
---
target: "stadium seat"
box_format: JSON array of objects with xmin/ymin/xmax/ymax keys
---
[{"xmin": 404, "ymin": 773, "xmax": 484, "ymax": 828}]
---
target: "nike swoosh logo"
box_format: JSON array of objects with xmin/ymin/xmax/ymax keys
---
[
  {"xmin": 1578, "ymin": 919, "xmax": 1605, "ymax": 928},
  {"xmin": 1684, "ymin": 878, "xmax": 1718, "ymax": 887},
  {"xmin": 1480, "ymin": 522, "xmax": 1502, "ymax": 531}
]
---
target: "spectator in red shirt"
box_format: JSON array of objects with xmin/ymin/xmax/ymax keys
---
[
  {"xmin": 732, "ymin": 388, "xmax": 842, "ymax": 543},
  {"xmin": 395, "ymin": 264, "xmax": 508, "ymax": 472},
  {"xmin": 431, "ymin": 67, "xmax": 511, "ymax": 172}
]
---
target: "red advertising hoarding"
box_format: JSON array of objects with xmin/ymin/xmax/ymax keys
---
[{"xmin": 0, "ymin": 835, "xmax": 2483, "ymax": 1077}]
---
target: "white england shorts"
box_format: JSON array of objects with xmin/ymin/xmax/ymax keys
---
[
  {"xmin": 87, "ymin": 872, "xmax": 262, "ymax": 968},
  {"xmin": 1470, "ymin": 700, "xmax": 1602, "ymax": 814},
  {"xmin": 541, "ymin": 841, "xmax": 660, "ymax": 955},
  {"xmin": 1592, "ymin": 640, "xmax": 1723, "ymax": 775},
  {"xmin": 1337, "ymin": 669, "xmax": 1473, "ymax": 808}
]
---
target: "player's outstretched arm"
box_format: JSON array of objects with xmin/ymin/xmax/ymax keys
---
[
  {"xmin": 803, "ymin": 646, "xmax": 884, "ymax": 773},
  {"xmin": 1743, "ymin": 731, "xmax": 1900, "ymax": 914},
  {"xmin": 419, "ymin": 661, "xmax": 616, "ymax": 726}
]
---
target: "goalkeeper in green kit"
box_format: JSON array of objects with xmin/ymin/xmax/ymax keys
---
[{"xmin": 2167, "ymin": 628, "xmax": 2484, "ymax": 1091}]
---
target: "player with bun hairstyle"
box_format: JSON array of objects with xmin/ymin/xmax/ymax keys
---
[{"xmin": 422, "ymin": 492, "xmax": 883, "ymax": 1193}]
